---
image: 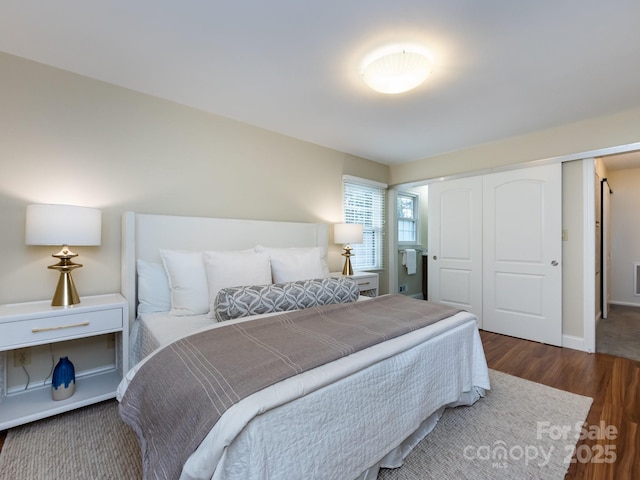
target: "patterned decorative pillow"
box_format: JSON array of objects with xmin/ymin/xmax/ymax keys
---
[{"xmin": 214, "ymin": 277, "xmax": 360, "ymax": 321}]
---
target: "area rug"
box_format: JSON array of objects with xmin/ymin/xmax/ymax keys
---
[
  {"xmin": 379, "ymin": 370, "xmax": 592, "ymax": 479},
  {"xmin": 0, "ymin": 370, "xmax": 592, "ymax": 480}
]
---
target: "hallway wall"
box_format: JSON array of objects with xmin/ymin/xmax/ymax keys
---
[{"xmin": 608, "ymin": 167, "xmax": 640, "ymax": 306}]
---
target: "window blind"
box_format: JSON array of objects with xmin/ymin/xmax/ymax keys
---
[{"xmin": 342, "ymin": 175, "xmax": 387, "ymax": 270}]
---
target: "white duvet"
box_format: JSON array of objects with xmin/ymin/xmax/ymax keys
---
[{"xmin": 118, "ymin": 309, "xmax": 490, "ymax": 480}]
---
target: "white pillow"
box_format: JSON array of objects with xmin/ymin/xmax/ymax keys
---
[
  {"xmin": 255, "ymin": 245, "xmax": 330, "ymax": 283},
  {"xmin": 137, "ymin": 259, "xmax": 171, "ymax": 314},
  {"xmin": 203, "ymin": 250, "xmax": 273, "ymax": 318},
  {"xmin": 160, "ymin": 249, "xmax": 209, "ymax": 316}
]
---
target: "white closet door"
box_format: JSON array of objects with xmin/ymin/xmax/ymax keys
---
[
  {"xmin": 428, "ymin": 176, "xmax": 483, "ymax": 327},
  {"xmin": 482, "ymin": 163, "xmax": 562, "ymax": 346}
]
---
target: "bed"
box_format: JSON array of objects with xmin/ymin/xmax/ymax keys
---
[{"xmin": 116, "ymin": 212, "xmax": 490, "ymax": 480}]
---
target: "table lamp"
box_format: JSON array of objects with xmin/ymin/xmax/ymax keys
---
[
  {"xmin": 334, "ymin": 223, "xmax": 363, "ymax": 276},
  {"xmin": 25, "ymin": 204, "xmax": 102, "ymax": 306}
]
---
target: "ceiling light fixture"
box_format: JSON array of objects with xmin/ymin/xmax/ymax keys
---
[{"xmin": 361, "ymin": 44, "xmax": 433, "ymax": 94}]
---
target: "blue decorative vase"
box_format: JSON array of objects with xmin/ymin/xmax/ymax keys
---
[{"xmin": 52, "ymin": 357, "xmax": 75, "ymax": 401}]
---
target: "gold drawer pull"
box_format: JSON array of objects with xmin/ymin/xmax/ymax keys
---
[
  {"xmin": 32, "ymin": 321, "xmax": 90, "ymax": 333},
  {"xmin": 358, "ymin": 282, "xmax": 371, "ymax": 287}
]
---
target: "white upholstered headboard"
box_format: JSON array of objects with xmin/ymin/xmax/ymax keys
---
[{"xmin": 120, "ymin": 212, "xmax": 329, "ymax": 328}]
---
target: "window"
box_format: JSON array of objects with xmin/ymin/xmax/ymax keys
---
[
  {"xmin": 397, "ymin": 192, "xmax": 419, "ymax": 244},
  {"xmin": 342, "ymin": 175, "xmax": 387, "ymax": 271}
]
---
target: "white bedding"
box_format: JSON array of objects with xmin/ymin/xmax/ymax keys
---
[
  {"xmin": 129, "ymin": 311, "xmax": 212, "ymax": 367},
  {"xmin": 129, "ymin": 298, "xmax": 369, "ymax": 367},
  {"xmin": 119, "ymin": 307, "xmax": 490, "ymax": 480}
]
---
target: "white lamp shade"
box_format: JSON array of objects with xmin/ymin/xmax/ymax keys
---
[
  {"xmin": 25, "ymin": 204, "xmax": 102, "ymax": 246},
  {"xmin": 334, "ymin": 223, "xmax": 363, "ymax": 245}
]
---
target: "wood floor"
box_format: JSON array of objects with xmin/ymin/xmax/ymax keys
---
[
  {"xmin": 480, "ymin": 330, "xmax": 640, "ymax": 480},
  {"xmin": 0, "ymin": 331, "xmax": 638, "ymax": 479}
]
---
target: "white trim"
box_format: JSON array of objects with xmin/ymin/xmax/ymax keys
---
[
  {"xmin": 387, "ymin": 189, "xmax": 398, "ymax": 295},
  {"xmin": 342, "ymin": 174, "xmax": 388, "ymax": 189},
  {"xmin": 609, "ymin": 300, "xmax": 640, "ymax": 308},
  {"xmin": 397, "ymin": 191, "xmax": 420, "ymax": 245},
  {"xmin": 582, "ymin": 159, "xmax": 596, "ymax": 353},
  {"xmin": 395, "ymin": 141, "xmax": 640, "ymax": 189},
  {"xmin": 562, "ymin": 334, "xmax": 587, "ymax": 352},
  {"xmin": 342, "ymin": 178, "xmax": 386, "ymax": 271},
  {"xmin": 121, "ymin": 211, "xmax": 136, "ymax": 330}
]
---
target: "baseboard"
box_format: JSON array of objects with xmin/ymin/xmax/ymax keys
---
[
  {"xmin": 609, "ymin": 300, "xmax": 640, "ymax": 308},
  {"xmin": 562, "ymin": 334, "xmax": 589, "ymax": 352},
  {"xmin": 410, "ymin": 293, "xmax": 424, "ymax": 299}
]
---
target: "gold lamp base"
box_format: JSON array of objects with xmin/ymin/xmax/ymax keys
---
[
  {"xmin": 48, "ymin": 246, "xmax": 82, "ymax": 307},
  {"xmin": 341, "ymin": 245, "xmax": 354, "ymax": 276}
]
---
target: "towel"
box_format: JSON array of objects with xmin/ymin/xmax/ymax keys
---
[{"xmin": 402, "ymin": 249, "xmax": 417, "ymax": 275}]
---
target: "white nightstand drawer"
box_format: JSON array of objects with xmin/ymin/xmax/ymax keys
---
[
  {"xmin": 1, "ymin": 308, "xmax": 123, "ymax": 349},
  {"xmin": 353, "ymin": 275, "xmax": 378, "ymax": 293},
  {"xmin": 331, "ymin": 271, "xmax": 379, "ymax": 297}
]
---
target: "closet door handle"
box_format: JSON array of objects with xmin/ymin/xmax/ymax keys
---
[
  {"xmin": 432, "ymin": 255, "xmax": 437, "ymax": 260},
  {"xmin": 551, "ymin": 260, "xmax": 558, "ymax": 266}
]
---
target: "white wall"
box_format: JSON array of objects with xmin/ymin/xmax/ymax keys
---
[{"xmin": 608, "ymin": 168, "xmax": 640, "ymax": 306}]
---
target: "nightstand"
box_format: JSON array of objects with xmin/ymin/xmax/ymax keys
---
[
  {"xmin": 331, "ymin": 271, "xmax": 379, "ymax": 297},
  {"xmin": 0, "ymin": 294, "xmax": 128, "ymax": 430}
]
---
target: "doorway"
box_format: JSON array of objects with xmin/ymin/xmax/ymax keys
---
[{"xmin": 594, "ymin": 151, "xmax": 640, "ymax": 362}]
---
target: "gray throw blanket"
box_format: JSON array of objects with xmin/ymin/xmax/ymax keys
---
[{"xmin": 119, "ymin": 295, "xmax": 461, "ymax": 479}]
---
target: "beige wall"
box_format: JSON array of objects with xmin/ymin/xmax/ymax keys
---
[
  {"xmin": 608, "ymin": 167, "xmax": 640, "ymax": 306},
  {"xmin": 562, "ymin": 160, "xmax": 586, "ymax": 339},
  {"xmin": 0, "ymin": 52, "xmax": 390, "ymax": 307},
  {"xmin": 390, "ymin": 107, "xmax": 640, "ymax": 186},
  {"xmin": 0, "ymin": 52, "xmax": 390, "ymax": 388}
]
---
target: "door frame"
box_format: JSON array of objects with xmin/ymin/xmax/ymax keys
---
[
  {"xmin": 387, "ymin": 189, "xmax": 398, "ymax": 295},
  {"xmin": 601, "ymin": 178, "xmax": 612, "ymax": 319},
  {"xmin": 582, "ymin": 159, "xmax": 596, "ymax": 353}
]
